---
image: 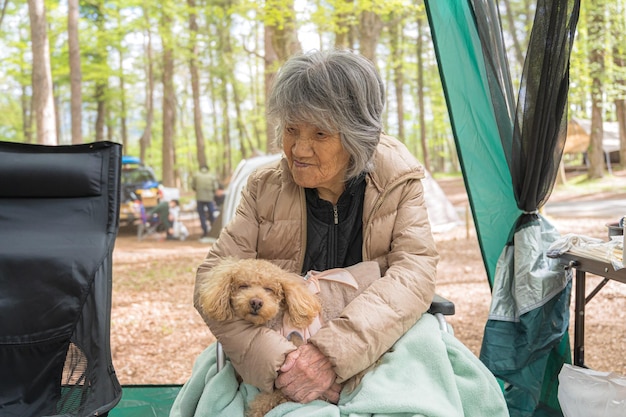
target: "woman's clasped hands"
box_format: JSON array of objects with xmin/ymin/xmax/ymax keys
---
[{"xmin": 275, "ymin": 343, "xmax": 342, "ymax": 404}]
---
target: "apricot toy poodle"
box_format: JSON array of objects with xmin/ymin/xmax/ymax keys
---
[{"xmin": 196, "ymin": 257, "xmax": 322, "ymax": 417}]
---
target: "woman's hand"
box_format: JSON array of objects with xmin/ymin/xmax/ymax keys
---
[{"xmin": 275, "ymin": 343, "xmax": 339, "ymax": 403}]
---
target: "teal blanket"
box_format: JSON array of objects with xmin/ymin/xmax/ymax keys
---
[{"xmin": 170, "ymin": 314, "xmax": 508, "ymax": 417}]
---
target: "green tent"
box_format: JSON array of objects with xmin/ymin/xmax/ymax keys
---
[{"xmin": 425, "ymin": 1, "xmax": 580, "ymax": 416}]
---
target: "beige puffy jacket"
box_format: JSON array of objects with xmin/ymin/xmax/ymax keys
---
[{"xmin": 194, "ymin": 134, "xmax": 438, "ymax": 392}]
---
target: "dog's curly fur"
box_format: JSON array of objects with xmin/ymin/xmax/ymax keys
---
[{"xmin": 197, "ymin": 257, "xmax": 322, "ymax": 417}]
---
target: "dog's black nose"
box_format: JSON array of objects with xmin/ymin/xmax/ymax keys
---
[{"xmin": 250, "ymin": 298, "xmax": 263, "ymax": 313}]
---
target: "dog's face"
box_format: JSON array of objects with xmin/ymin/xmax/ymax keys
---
[
  {"xmin": 229, "ymin": 273, "xmax": 284, "ymax": 325},
  {"xmin": 198, "ymin": 258, "xmax": 322, "ymax": 329}
]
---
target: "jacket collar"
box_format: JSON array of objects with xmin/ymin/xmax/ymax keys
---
[{"xmin": 367, "ymin": 134, "xmax": 425, "ymax": 192}]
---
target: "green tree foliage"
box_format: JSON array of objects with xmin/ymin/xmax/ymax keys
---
[{"xmin": 1, "ymin": 0, "xmax": 624, "ymax": 187}]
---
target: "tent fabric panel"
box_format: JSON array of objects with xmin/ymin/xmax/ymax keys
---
[{"xmin": 424, "ymin": 0, "xmax": 520, "ymax": 285}]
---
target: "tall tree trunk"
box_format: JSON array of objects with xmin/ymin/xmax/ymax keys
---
[
  {"xmin": 119, "ymin": 51, "xmax": 128, "ymax": 150},
  {"xmin": 416, "ymin": 12, "xmax": 430, "ymax": 172},
  {"xmin": 612, "ymin": 2, "xmax": 626, "ymax": 168},
  {"xmin": 161, "ymin": 13, "xmax": 176, "ymax": 187},
  {"xmin": 268, "ymin": 0, "xmax": 301, "ymax": 62},
  {"xmin": 264, "ymin": 1, "xmax": 301, "ymax": 152},
  {"xmin": 216, "ymin": 40, "xmax": 232, "ymax": 178},
  {"xmin": 54, "ymin": 88, "xmax": 62, "ymax": 142},
  {"xmin": 94, "ymin": 82, "xmax": 106, "ymax": 142},
  {"xmin": 68, "ymin": 0, "xmax": 82, "ymax": 144},
  {"xmin": 358, "ymin": 11, "xmax": 382, "ymax": 62},
  {"xmin": 501, "ymin": 0, "xmax": 526, "ymax": 69},
  {"xmin": 106, "ymin": 107, "xmax": 114, "ymax": 142},
  {"xmin": 207, "ymin": 49, "xmax": 220, "ymax": 168},
  {"xmin": 264, "ymin": 28, "xmax": 278, "ymax": 152},
  {"xmin": 333, "ymin": 0, "xmax": 355, "ymax": 49},
  {"xmin": 0, "ymin": 0, "xmax": 9, "ymax": 29},
  {"xmin": 28, "ymin": 0, "xmax": 56, "ymax": 145},
  {"xmin": 215, "ymin": 6, "xmax": 233, "ymax": 177},
  {"xmin": 220, "ymin": 13, "xmax": 252, "ymax": 160},
  {"xmin": 187, "ymin": 0, "xmax": 208, "ymax": 166},
  {"xmin": 19, "ymin": 38, "xmax": 33, "ymax": 143},
  {"xmin": 139, "ymin": 6, "xmax": 154, "ymax": 162},
  {"xmin": 389, "ymin": 12, "xmax": 404, "ymax": 142},
  {"xmin": 113, "ymin": 11, "xmax": 128, "ymax": 150},
  {"xmin": 187, "ymin": 0, "xmax": 207, "ymax": 169},
  {"xmin": 92, "ymin": 3, "xmax": 107, "ymax": 143},
  {"xmin": 617, "ymin": 100, "xmax": 626, "ymax": 167},
  {"xmin": 587, "ymin": 0, "xmax": 605, "ymax": 179},
  {"xmin": 21, "ymin": 83, "xmax": 32, "ymax": 143},
  {"xmin": 232, "ymin": 75, "xmax": 253, "ymax": 159},
  {"xmin": 247, "ymin": 26, "xmax": 263, "ymax": 153},
  {"xmin": 220, "ymin": 82, "xmax": 231, "ymax": 178},
  {"xmin": 226, "ymin": 40, "xmax": 250, "ymax": 159}
]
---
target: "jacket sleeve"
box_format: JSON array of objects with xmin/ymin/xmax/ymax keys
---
[
  {"xmin": 197, "ymin": 314, "xmax": 296, "ymax": 392},
  {"xmin": 194, "ymin": 173, "xmax": 297, "ymax": 392},
  {"xmin": 309, "ymin": 177, "xmax": 438, "ymax": 383}
]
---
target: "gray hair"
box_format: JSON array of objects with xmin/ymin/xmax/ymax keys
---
[{"xmin": 267, "ymin": 49, "xmax": 385, "ymax": 179}]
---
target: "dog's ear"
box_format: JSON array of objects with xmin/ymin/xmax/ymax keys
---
[
  {"xmin": 198, "ymin": 266, "xmax": 235, "ymax": 322},
  {"xmin": 281, "ymin": 276, "xmax": 321, "ymax": 329}
]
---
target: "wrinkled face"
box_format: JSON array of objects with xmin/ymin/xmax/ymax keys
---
[
  {"xmin": 282, "ymin": 122, "xmax": 350, "ymax": 203},
  {"xmin": 229, "ymin": 275, "xmax": 284, "ymax": 326}
]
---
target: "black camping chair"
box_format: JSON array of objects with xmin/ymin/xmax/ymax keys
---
[{"xmin": 0, "ymin": 141, "xmax": 123, "ymax": 417}]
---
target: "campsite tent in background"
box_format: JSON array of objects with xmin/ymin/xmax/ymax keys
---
[
  {"xmin": 566, "ymin": 118, "xmax": 622, "ymax": 173},
  {"xmin": 425, "ymin": 0, "xmax": 580, "ymax": 416}
]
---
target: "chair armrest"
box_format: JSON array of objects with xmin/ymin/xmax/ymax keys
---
[{"xmin": 428, "ymin": 294, "xmax": 455, "ymax": 316}]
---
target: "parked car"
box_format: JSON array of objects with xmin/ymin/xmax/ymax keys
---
[{"xmin": 119, "ymin": 156, "xmax": 163, "ymax": 228}]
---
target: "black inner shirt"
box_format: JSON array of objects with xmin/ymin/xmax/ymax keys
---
[{"xmin": 301, "ymin": 173, "xmax": 366, "ymax": 274}]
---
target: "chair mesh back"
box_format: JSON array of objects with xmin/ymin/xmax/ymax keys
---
[
  {"xmin": 59, "ymin": 343, "xmax": 90, "ymax": 413},
  {"xmin": 0, "ymin": 141, "xmax": 122, "ymax": 417}
]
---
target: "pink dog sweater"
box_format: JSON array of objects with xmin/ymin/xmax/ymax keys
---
[{"xmin": 281, "ymin": 268, "xmax": 359, "ymax": 342}]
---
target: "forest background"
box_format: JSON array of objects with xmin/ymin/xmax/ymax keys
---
[{"xmin": 1, "ymin": 0, "xmax": 625, "ymax": 189}]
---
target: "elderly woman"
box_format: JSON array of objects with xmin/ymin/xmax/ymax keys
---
[{"xmin": 194, "ymin": 49, "xmax": 438, "ymax": 405}]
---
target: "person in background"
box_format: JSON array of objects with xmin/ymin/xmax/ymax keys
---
[
  {"xmin": 147, "ymin": 199, "xmax": 182, "ymax": 241},
  {"xmin": 168, "ymin": 199, "xmax": 189, "ymax": 241},
  {"xmin": 191, "ymin": 165, "xmax": 220, "ymax": 239},
  {"xmin": 193, "ymin": 49, "xmax": 438, "ymax": 404}
]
